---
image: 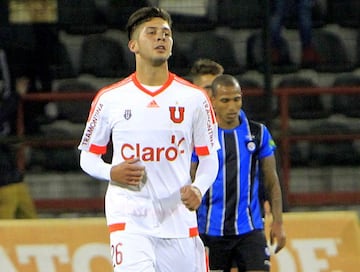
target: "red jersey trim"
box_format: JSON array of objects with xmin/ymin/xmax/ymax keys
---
[
  {"xmin": 89, "ymin": 144, "xmax": 107, "ymax": 154},
  {"xmin": 132, "ymin": 72, "xmax": 175, "ymax": 97},
  {"xmin": 189, "ymin": 227, "xmax": 199, "ymax": 237},
  {"xmin": 195, "ymin": 146, "xmax": 210, "ymax": 156},
  {"xmin": 108, "ymin": 223, "xmax": 198, "ymax": 237},
  {"xmin": 108, "ymin": 223, "xmax": 126, "ymax": 233},
  {"xmin": 87, "ymin": 75, "xmax": 133, "ymax": 122}
]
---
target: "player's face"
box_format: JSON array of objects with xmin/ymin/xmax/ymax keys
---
[
  {"xmin": 130, "ymin": 17, "xmax": 173, "ymax": 66},
  {"xmin": 193, "ymin": 74, "xmax": 218, "ymax": 97},
  {"xmin": 211, "ymin": 85, "xmax": 242, "ymax": 129}
]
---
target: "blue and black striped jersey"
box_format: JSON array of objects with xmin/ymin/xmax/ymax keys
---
[{"xmin": 196, "ymin": 110, "xmax": 276, "ymax": 236}]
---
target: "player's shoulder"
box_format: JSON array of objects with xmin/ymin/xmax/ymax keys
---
[
  {"xmin": 248, "ymin": 119, "xmax": 263, "ymax": 128},
  {"xmin": 172, "ymin": 74, "xmax": 210, "ymax": 103},
  {"xmin": 249, "ymin": 120, "xmax": 268, "ymax": 135},
  {"xmin": 249, "ymin": 119, "xmax": 274, "ymax": 143},
  {"xmin": 94, "ymin": 74, "xmax": 134, "ymax": 100},
  {"xmin": 172, "ymin": 73, "xmax": 207, "ymax": 95}
]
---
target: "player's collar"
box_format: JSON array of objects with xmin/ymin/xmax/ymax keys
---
[{"xmin": 132, "ymin": 72, "xmax": 175, "ymax": 97}]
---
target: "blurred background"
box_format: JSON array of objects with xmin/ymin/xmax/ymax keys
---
[{"xmin": 0, "ymin": 0, "xmax": 360, "ymax": 218}]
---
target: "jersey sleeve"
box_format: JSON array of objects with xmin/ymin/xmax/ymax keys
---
[
  {"xmin": 192, "ymin": 93, "xmax": 219, "ymax": 156},
  {"xmin": 78, "ymin": 94, "xmax": 111, "ymax": 155},
  {"xmin": 258, "ymin": 124, "xmax": 276, "ymax": 159}
]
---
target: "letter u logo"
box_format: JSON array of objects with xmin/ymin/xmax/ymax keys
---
[{"xmin": 169, "ymin": 106, "xmax": 185, "ymax": 123}]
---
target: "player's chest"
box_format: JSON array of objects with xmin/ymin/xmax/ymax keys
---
[{"xmin": 107, "ymin": 98, "xmax": 194, "ymax": 130}]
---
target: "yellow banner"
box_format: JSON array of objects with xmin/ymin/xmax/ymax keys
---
[
  {"xmin": 9, "ymin": 0, "xmax": 58, "ymax": 23},
  {"xmin": 0, "ymin": 211, "xmax": 359, "ymax": 272},
  {"xmin": 267, "ymin": 211, "xmax": 360, "ymax": 272},
  {"xmin": 0, "ymin": 218, "xmax": 112, "ymax": 272}
]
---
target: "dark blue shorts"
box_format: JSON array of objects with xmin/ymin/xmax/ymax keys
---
[{"xmin": 201, "ymin": 230, "xmax": 270, "ymax": 271}]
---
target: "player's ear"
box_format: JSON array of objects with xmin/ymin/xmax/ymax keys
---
[{"xmin": 128, "ymin": 40, "xmax": 139, "ymax": 54}]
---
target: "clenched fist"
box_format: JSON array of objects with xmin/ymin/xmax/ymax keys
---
[
  {"xmin": 110, "ymin": 158, "xmax": 146, "ymax": 187},
  {"xmin": 180, "ymin": 185, "xmax": 202, "ymax": 211}
]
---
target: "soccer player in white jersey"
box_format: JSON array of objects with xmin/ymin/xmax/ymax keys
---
[{"xmin": 78, "ymin": 7, "xmax": 219, "ymax": 272}]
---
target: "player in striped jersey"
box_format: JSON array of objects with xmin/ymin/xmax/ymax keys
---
[
  {"xmin": 78, "ymin": 7, "xmax": 219, "ymax": 272},
  {"xmin": 192, "ymin": 74, "xmax": 286, "ymax": 272}
]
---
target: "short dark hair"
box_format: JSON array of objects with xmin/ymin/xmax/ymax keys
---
[
  {"xmin": 211, "ymin": 74, "xmax": 241, "ymax": 96},
  {"xmin": 126, "ymin": 7, "xmax": 172, "ymax": 40},
  {"xmin": 189, "ymin": 59, "xmax": 224, "ymax": 78}
]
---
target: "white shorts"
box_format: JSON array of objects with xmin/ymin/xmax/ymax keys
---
[{"xmin": 110, "ymin": 231, "xmax": 207, "ymax": 272}]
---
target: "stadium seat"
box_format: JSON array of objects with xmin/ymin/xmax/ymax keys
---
[
  {"xmin": 27, "ymin": 138, "xmax": 81, "ymax": 171},
  {"xmin": 79, "ymin": 34, "xmax": 130, "ymax": 78},
  {"xmin": 331, "ymin": 73, "xmax": 360, "ymax": 118},
  {"xmin": 282, "ymin": 0, "xmax": 327, "ymax": 29},
  {"xmin": 326, "ymin": 0, "xmax": 360, "ymax": 28},
  {"xmin": 246, "ymin": 31, "xmax": 299, "ymax": 74},
  {"xmin": 276, "ymin": 75, "xmax": 330, "ymax": 120},
  {"xmin": 159, "ymin": 0, "xmax": 217, "ymax": 31},
  {"xmin": 217, "ymin": 0, "xmax": 263, "ymax": 29},
  {"xmin": 27, "ymin": 78, "xmax": 97, "ymax": 172},
  {"xmin": 55, "ymin": 79, "xmax": 97, "ymax": 124},
  {"xmin": 357, "ymin": 29, "xmax": 360, "ymax": 66},
  {"xmin": 289, "ymin": 141, "xmax": 310, "ymax": 167},
  {"xmin": 104, "ymin": 0, "xmax": 150, "ymax": 30},
  {"xmin": 311, "ymin": 29, "xmax": 354, "ymax": 72},
  {"xmin": 188, "ymin": 32, "xmax": 243, "ymax": 75},
  {"xmin": 57, "ymin": 0, "xmax": 107, "ymax": 35},
  {"xmin": 236, "ymin": 76, "xmax": 270, "ymax": 122},
  {"xmin": 168, "ymin": 44, "xmax": 191, "ymax": 76},
  {"xmin": 0, "ymin": 1, "xmax": 7, "ymax": 26},
  {"xmin": 308, "ymin": 120, "xmax": 360, "ymax": 166},
  {"xmin": 51, "ymin": 39, "xmax": 77, "ymax": 79}
]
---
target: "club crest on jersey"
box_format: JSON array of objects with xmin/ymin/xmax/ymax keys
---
[
  {"xmin": 246, "ymin": 140, "xmax": 256, "ymax": 152},
  {"xmin": 245, "ymin": 134, "xmax": 257, "ymax": 153},
  {"xmin": 169, "ymin": 106, "xmax": 184, "ymax": 123},
  {"xmin": 124, "ymin": 109, "xmax": 132, "ymax": 120}
]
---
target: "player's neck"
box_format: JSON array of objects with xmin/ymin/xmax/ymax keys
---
[
  {"xmin": 218, "ymin": 118, "xmax": 240, "ymax": 130},
  {"xmin": 135, "ymin": 61, "xmax": 169, "ymax": 86}
]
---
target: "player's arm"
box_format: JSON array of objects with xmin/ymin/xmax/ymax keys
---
[
  {"xmin": 190, "ymin": 150, "xmax": 199, "ymax": 182},
  {"xmin": 181, "ymin": 152, "xmax": 218, "ymax": 211},
  {"xmin": 181, "ymin": 92, "xmax": 219, "ymax": 211},
  {"xmin": 80, "ymin": 150, "xmax": 112, "ymax": 180},
  {"xmin": 190, "ymin": 161, "xmax": 198, "ymax": 182},
  {"xmin": 193, "ymin": 152, "xmax": 218, "ymax": 196},
  {"xmin": 261, "ymin": 154, "xmax": 286, "ymax": 253},
  {"xmin": 80, "ymin": 150, "xmax": 145, "ymax": 186}
]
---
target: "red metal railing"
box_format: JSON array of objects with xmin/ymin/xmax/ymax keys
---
[
  {"xmin": 276, "ymin": 86, "xmax": 360, "ymax": 207},
  {"xmin": 16, "ymin": 86, "xmax": 360, "ymax": 213}
]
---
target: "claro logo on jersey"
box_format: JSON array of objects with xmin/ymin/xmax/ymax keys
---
[
  {"xmin": 81, "ymin": 103, "xmax": 103, "ymax": 146},
  {"xmin": 121, "ymin": 135, "xmax": 185, "ymax": 162}
]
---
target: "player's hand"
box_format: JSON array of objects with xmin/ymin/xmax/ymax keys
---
[
  {"xmin": 110, "ymin": 158, "xmax": 146, "ymax": 186},
  {"xmin": 270, "ymin": 221, "xmax": 286, "ymax": 254},
  {"xmin": 180, "ymin": 185, "xmax": 202, "ymax": 211}
]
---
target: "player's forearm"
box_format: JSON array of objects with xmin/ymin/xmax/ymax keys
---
[
  {"xmin": 192, "ymin": 152, "xmax": 218, "ymax": 196},
  {"xmin": 80, "ymin": 150, "xmax": 112, "ymax": 181},
  {"xmin": 262, "ymin": 156, "xmax": 283, "ymax": 223},
  {"xmin": 269, "ymin": 181, "xmax": 283, "ymax": 223}
]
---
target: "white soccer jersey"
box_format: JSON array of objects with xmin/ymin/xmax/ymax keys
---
[{"xmin": 78, "ymin": 72, "xmax": 218, "ymax": 238}]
